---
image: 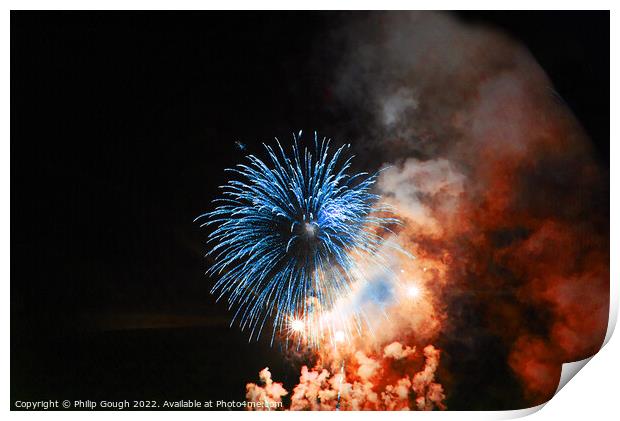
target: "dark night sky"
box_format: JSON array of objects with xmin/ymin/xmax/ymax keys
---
[{"xmin": 11, "ymin": 11, "xmax": 609, "ymax": 410}]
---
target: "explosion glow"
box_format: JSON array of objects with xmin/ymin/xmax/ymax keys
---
[
  {"xmin": 290, "ymin": 319, "xmax": 305, "ymax": 333},
  {"xmin": 197, "ymin": 131, "xmax": 403, "ymax": 346},
  {"xmin": 406, "ymin": 285, "xmax": 421, "ymax": 299},
  {"xmin": 201, "ymin": 132, "xmax": 449, "ymax": 411}
]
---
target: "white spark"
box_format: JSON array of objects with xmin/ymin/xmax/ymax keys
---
[
  {"xmin": 291, "ymin": 319, "xmax": 305, "ymax": 333},
  {"xmin": 407, "ymin": 285, "xmax": 421, "ymax": 299}
]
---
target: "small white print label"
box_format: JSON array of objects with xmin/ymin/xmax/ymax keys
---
[{"xmin": 13, "ymin": 399, "xmax": 283, "ymax": 410}]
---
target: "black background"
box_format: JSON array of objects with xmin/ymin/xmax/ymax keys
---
[{"xmin": 11, "ymin": 11, "xmax": 609, "ymax": 410}]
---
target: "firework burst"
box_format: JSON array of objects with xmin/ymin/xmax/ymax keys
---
[{"xmin": 197, "ymin": 132, "xmax": 403, "ymax": 346}]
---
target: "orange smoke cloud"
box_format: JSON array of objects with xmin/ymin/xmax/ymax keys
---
[
  {"xmin": 328, "ymin": 11, "xmax": 608, "ymax": 407},
  {"xmin": 245, "ymin": 368, "xmax": 288, "ymax": 410},
  {"xmin": 242, "ymin": 11, "xmax": 607, "ymax": 410},
  {"xmin": 246, "ymin": 342, "xmax": 446, "ymax": 411}
]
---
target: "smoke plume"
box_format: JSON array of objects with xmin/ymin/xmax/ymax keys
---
[
  {"xmin": 247, "ymin": 342, "xmax": 446, "ymax": 410},
  {"xmin": 242, "ymin": 11, "xmax": 607, "ymax": 409},
  {"xmin": 328, "ymin": 11, "xmax": 608, "ymax": 406}
]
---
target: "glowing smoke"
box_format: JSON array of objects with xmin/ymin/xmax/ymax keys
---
[
  {"xmin": 246, "ymin": 342, "xmax": 446, "ymax": 410},
  {"xmin": 245, "ymin": 368, "xmax": 288, "ymax": 410},
  {"xmin": 327, "ymin": 11, "xmax": 608, "ymax": 406},
  {"xmin": 241, "ymin": 11, "xmax": 606, "ymax": 409}
]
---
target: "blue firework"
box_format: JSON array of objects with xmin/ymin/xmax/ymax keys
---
[{"xmin": 196, "ymin": 131, "xmax": 400, "ymax": 343}]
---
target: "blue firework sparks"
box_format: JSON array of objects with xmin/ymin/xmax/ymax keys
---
[{"xmin": 196, "ymin": 131, "xmax": 401, "ymax": 345}]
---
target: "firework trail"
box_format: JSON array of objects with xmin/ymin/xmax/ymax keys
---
[
  {"xmin": 197, "ymin": 131, "xmax": 403, "ymax": 346},
  {"xmin": 336, "ymin": 359, "xmax": 344, "ymax": 410}
]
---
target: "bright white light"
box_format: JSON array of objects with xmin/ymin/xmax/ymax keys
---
[
  {"xmin": 304, "ymin": 223, "xmax": 316, "ymax": 236},
  {"xmin": 334, "ymin": 330, "xmax": 345, "ymax": 343},
  {"xmin": 291, "ymin": 319, "xmax": 305, "ymax": 333},
  {"xmin": 407, "ymin": 285, "xmax": 421, "ymax": 299}
]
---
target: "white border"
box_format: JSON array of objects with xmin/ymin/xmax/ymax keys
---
[
  {"xmin": 0, "ymin": 1, "xmax": 616, "ymax": 10},
  {"xmin": 4, "ymin": 2, "xmax": 617, "ymax": 420}
]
